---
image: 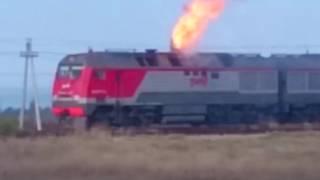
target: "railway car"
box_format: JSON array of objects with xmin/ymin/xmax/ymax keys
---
[{"xmin": 52, "ymin": 49, "xmax": 320, "ymax": 129}]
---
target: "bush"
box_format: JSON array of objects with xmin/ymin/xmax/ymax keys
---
[{"xmin": 0, "ymin": 118, "xmax": 19, "ymax": 136}]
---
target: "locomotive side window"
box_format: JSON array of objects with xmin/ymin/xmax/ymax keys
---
[
  {"xmin": 211, "ymin": 72, "xmax": 219, "ymax": 79},
  {"xmin": 184, "ymin": 71, "xmax": 190, "ymax": 76},
  {"xmin": 57, "ymin": 66, "xmax": 69, "ymax": 78},
  {"xmin": 70, "ymin": 66, "xmax": 83, "ymax": 79},
  {"xmin": 94, "ymin": 69, "xmax": 106, "ymax": 80}
]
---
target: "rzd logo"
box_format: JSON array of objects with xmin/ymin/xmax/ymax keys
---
[{"xmin": 190, "ymin": 77, "xmax": 208, "ymax": 87}]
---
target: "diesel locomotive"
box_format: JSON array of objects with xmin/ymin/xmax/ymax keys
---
[{"xmin": 52, "ymin": 50, "xmax": 320, "ymax": 129}]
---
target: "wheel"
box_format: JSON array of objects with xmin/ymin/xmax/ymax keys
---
[
  {"xmin": 206, "ymin": 106, "xmax": 224, "ymax": 125},
  {"xmin": 125, "ymin": 107, "xmax": 152, "ymax": 127}
]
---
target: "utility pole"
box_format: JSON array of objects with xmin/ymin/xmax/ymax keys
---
[{"xmin": 19, "ymin": 38, "xmax": 42, "ymax": 131}]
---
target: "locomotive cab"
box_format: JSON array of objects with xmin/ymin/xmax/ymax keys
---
[{"xmin": 52, "ymin": 57, "xmax": 87, "ymax": 118}]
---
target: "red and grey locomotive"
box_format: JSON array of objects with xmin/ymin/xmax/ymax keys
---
[{"xmin": 52, "ymin": 50, "xmax": 320, "ymax": 129}]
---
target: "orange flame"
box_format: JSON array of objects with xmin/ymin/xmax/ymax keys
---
[{"xmin": 171, "ymin": 0, "xmax": 225, "ymax": 53}]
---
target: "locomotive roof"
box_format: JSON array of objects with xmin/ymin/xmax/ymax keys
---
[{"xmin": 59, "ymin": 50, "xmax": 320, "ymax": 69}]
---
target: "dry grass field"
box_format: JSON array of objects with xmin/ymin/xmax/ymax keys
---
[{"xmin": 1, "ymin": 131, "xmax": 320, "ymax": 180}]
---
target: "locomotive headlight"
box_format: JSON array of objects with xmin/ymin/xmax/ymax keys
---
[{"xmin": 73, "ymin": 95, "xmax": 81, "ymax": 101}]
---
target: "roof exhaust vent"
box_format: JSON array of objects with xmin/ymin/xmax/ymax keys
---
[
  {"xmin": 145, "ymin": 49, "xmax": 158, "ymax": 66},
  {"xmin": 88, "ymin": 47, "xmax": 93, "ymax": 54},
  {"xmin": 168, "ymin": 53, "xmax": 182, "ymax": 67},
  {"xmin": 135, "ymin": 56, "xmax": 146, "ymax": 67}
]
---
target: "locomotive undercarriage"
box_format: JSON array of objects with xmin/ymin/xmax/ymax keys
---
[
  {"xmin": 84, "ymin": 105, "xmax": 163, "ymax": 130},
  {"xmin": 286, "ymin": 104, "xmax": 320, "ymax": 123},
  {"xmin": 58, "ymin": 103, "xmax": 320, "ymax": 131}
]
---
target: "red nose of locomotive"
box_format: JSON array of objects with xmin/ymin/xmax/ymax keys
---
[{"xmin": 52, "ymin": 61, "xmax": 85, "ymax": 118}]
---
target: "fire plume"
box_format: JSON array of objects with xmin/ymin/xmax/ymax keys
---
[{"xmin": 171, "ymin": 0, "xmax": 225, "ymax": 53}]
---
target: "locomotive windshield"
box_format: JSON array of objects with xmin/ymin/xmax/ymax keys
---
[{"xmin": 57, "ymin": 65, "xmax": 84, "ymax": 79}]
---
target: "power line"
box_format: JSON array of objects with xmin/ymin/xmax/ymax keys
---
[
  {"xmin": 38, "ymin": 51, "xmax": 68, "ymax": 55},
  {"xmin": 1, "ymin": 42, "xmax": 320, "ymax": 57},
  {"xmin": 0, "ymin": 51, "xmax": 67, "ymax": 54},
  {"xmin": 0, "ymin": 73, "xmax": 54, "ymax": 77},
  {"xmin": 2, "ymin": 37, "xmax": 320, "ymax": 49},
  {"xmin": 0, "ymin": 51, "xmax": 19, "ymax": 55},
  {"xmin": 0, "ymin": 51, "xmax": 66, "ymax": 58}
]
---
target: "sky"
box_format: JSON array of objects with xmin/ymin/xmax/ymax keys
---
[{"xmin": 0, "ymin": 0, "xmax": 320, "ymax": 106}]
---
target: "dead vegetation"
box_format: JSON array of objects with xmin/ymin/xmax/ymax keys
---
[{"xmin": 1, "ymin": 131, "xmax": 320, "ymax": 180}]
